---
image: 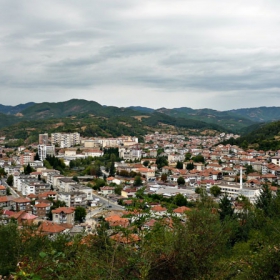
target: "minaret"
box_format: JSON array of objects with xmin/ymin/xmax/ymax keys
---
[{"xmin": 240, "ymin": 166, "xmax": 243, "ymax": 190}]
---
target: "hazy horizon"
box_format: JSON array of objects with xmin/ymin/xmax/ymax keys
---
[{"xmin": 1, "ymin": 98, "xmax": 280, "ymax": 111}]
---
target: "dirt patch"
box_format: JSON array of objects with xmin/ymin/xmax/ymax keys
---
[
  {"xmin": 51, "ymin": 122, "xmax": 64, "ymax": 128},
  {"xmin": 133, "ymin": 115, "xmax": 150, "ymax": 121},
  {"xmin": 119, "ymin": 122, "xmax": 132, "ymax": 127}
]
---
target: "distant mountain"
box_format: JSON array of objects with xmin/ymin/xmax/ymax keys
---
[
  {"xmin": 128, "ymin": 106, "xmax": 155, "ymax": 114},
  {"xmin": 0, "ymin": 100, "xmax": 228, "ymax": 142},
  {"xmin": 19, "ymin": 99, "xmax": 139, "ymax": 119},
  {"xmin": 0, "ymin": 102, "xmax": 35, "ymax": 115},
  {"xmin": 141, "ymin": 111, "xmax": 226, "ymax": 131},
  {"xmin": 155, "ymin": 107, "xmax": 256, "ymax": 132},
  {"xmin": 1, "ymin": 99, "xmax": 280, "ymax": 138},
  {"xmin": 228, "ymin": 107, "xmax": 280, "ymax": 122}
]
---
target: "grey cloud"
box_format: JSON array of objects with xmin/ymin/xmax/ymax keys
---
[{"xmin": 1, "ymin": 0, "xmax": 280, "ymax": 109}]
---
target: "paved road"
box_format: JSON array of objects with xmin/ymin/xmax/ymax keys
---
[
  {"xmin": 1, "ymin": 179, "xmax": 20, "ymax": 197},
  {"xmin": 92, "ymin": 193, "xmax": 124, "ymax": 211}
]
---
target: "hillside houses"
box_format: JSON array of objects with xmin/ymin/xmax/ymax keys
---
[{"xmin": 1, "ymin": 130, "xmax": 280, "ymax": 238}]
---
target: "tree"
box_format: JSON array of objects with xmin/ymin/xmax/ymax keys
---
[
  {"xmin": 114, "ymin": 185, "xmax": 123, "ymax": 195},
  {"xmin": 109, "ymin": 161, "xmax": 115, "ymax": 177},
  {"xmin": 186, "ymin": 162, "xmax": 194, "ymax": 170},
  {"xmin": 177, "ymin": 177, "xmax": 185, "ymax": 186},
  {"xmin": 192, "ymin": 154, "xmax": 205, "ymax": 163},
  {"xmin": 195, "ymin": 187, "xmax": 203, "ymax": 194},
  {"xmin": 161, "ymin": 173, "xmax": 168, "ymax": 182},
  {"xmin": 7, "ymin": 175, "xmax": 13, "ymax": 187},
  {"xmin": 94, "ymin": 179, "xmax": 106, "ymax": 190},
  {"xmin": 185, "ymin": 152, "xmax": 192, "ymax": 161},
  {"xmin": 72, "ymin": 176, "xmax": 79, "ymax": 183},
  {"xmin": 24, "ymin": 163, "xmax": 33, "ymax": 175},
  {"xmin": 0, "ymin": 168, "xmax": 6, "ymax": 178},
  {"xmin": 245, "ymin": 164, "xmax": 254, "ymax": 175},
  {"xmin": 0, "ymin": 223, "xmax": 21, "ymax": 276},
  {"xmin": 219, "ymin": 194, "xmax": 234, "ymax": 221},
  {"xmin": 134, "ymin": 175, "xmax": 142, "ymax": 186},
  {"xmin": 136, "ymin": 187, "xmax": 145, "ymax": 198},
  {"xmin": 6, "ymin": 187, "xmax": 11, "ymax": 196},
  {"xmin": 174, "ymin": 193, "xmax": 187, "ymax": 206},
  {"xmin": 176, "ymin": 161, "xmax": 183, "ymax": 169},
  {"xmin": 256, "ymin": 184, "xmax": 273, "ymax": 216},
  {"xmin": 96, "ymin": 166, "xmax": 102, "ymax": 178},
  {"xmin": 34, "ymin": 152, "xmax": 40, "ymax": 161},
  {"xmin": 156, "ymin": 156, "xmax": 168, "ymax": 169},
  {"xmin": 143, "ymin": 160, "xmax": 150, "ymax": 167},
  {"xmin": 210, "ymin": 185, "xmax": 221, "ymax": 197},
  {"xmin": 194, "ymin": 155, "xmax": 204, "ymax": 163},
  {"xmin": 75, "ymin": 206, "xmax": 87, "ymax": 223}
]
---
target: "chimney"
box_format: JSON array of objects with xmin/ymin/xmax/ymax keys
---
[{"xmin": 240, "ymin": 166, "xmax": 243, "ymax": 190}]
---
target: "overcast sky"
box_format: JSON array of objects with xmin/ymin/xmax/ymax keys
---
[{"xmin": 0, "ymin": 0, "xmax": 280, "ymax": 110}]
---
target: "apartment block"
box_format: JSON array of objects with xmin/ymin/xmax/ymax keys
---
[{"xmin": 51, "ymin": 133, "xmax": 80, "ymax": 148}]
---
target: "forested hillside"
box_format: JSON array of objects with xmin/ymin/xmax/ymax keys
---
[
  {"xmin": 229, "ymin": 106, "xmax": 280, "ymax": 122},
  {"xmin": 221, "ymin": 120, "xmax": 280, "ymax": 150},
  {"xmin": 1, "ymin": 99, "xmax": 280, "ymax": 137}
]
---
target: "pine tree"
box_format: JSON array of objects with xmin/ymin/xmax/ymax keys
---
[
  {"xmin": 219, "ymin": 194, "xmax": 234, "ymax": 221},
  {"xmin": 256, "ymin": 184, "xmax": 273, "ymax": 216},
  {"xmin": 109, "ymin": 161, "xmax": 115, "ymax": 177}
]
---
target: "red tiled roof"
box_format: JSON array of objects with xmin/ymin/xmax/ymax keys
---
[
  {"xmin": 105, "ymin": 215, "xmax": 129, "ymax": 227},
  {"xmin": 0, "ymin": 196, "xmax": 8, "ymax": 203},
  {"xmin": 52, "ymin": 207, "xmax": 75, "ymax": 214},
  {"xmin": 13, "ymin": 197, "xmax": 30, "ymax": 203},
  {"xmin": 151, "ymin": 205, "xmax": 167, "ymax": 212},
  {"xmin": 34, "ymin": 202, "xmax": 50, "ymax": 208},
  {"xmin": 39, "ymin": 222, "xmax": 66, "ymax": 233},
  {"xmin": 173, "ymin": 206, "xmax": 192, "ymax": 213}
]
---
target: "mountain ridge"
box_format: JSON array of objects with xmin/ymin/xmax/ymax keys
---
[{"xmin": 0, "ymin": 99, "xmax": 280, "ymax": 133}]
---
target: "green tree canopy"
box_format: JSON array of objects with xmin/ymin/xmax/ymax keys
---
[
  {"xmin": 210, "ymin": 185, "xmax": 221, "ymax": 197},
  {"xmin": 177, "ymin": 177, "xmax": 185, "ymax": 186},
  {"xmin": 24, "ymin": 163, "xmax": 34, "ymax": 175},
  {"xmin": 75, "ymin": 206, "xmax": 87, "ymax": 223},
  {"xmin": 134, "ymin": 175, "xmax": 143, "ymax": 186},
  {"xmin": 192, "ymin": 154, "xmax": 205, "ymax": 163},
  {"xmin": 143, "ymin": 160, "xmax": 150, "ymax": 167},
  {"xmin": 156, "ymin": 156, "xmax": 168, "ymax": 169},
  {"xmin": 219, "ymin": 194, "xmax": 234, "ymax": 221},
  {"xmin": 176, "ymin": 161, "xmax": 183, "ymax": 169},
  {"xmin": 7, "ymin": 175, "xmax": 13, "ymax": 187}
]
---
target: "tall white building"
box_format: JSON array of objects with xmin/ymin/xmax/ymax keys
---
[
  {"xmin": 38, "ymin": 145, "xmax": 55, "ymax": 161},
  {"xmin": 51, "ymin": 133, "xmax": 80, "ymax": 148}
]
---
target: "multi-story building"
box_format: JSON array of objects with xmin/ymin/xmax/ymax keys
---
[
  {"xmin": 20, "ymin": 152, "xmax": 35, "ymax": 165},
  {"xmin": 52, "ymin": 207, "xmax": 75, "ymax": 225},
  {"xmin": 33, "ymin": 202, "xmax": 51, "ymax": 218},
  {"xmin": 38, "ymin": 144, "xmax": 55, "ymax": 161},
  {"xmin": 39, "ymin": 133, "xmax": 49, "ymax": 145},
  {"xmin": 51, "ymin": 133, "xmax": 80, "ymax": 148},
  {"xmin": 21, "ymin": 181, "xmax": 51, "ymax": 196},
  {"xmin": 119, "ymin": 147, "xmax": 142, "ymax": 161}
]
